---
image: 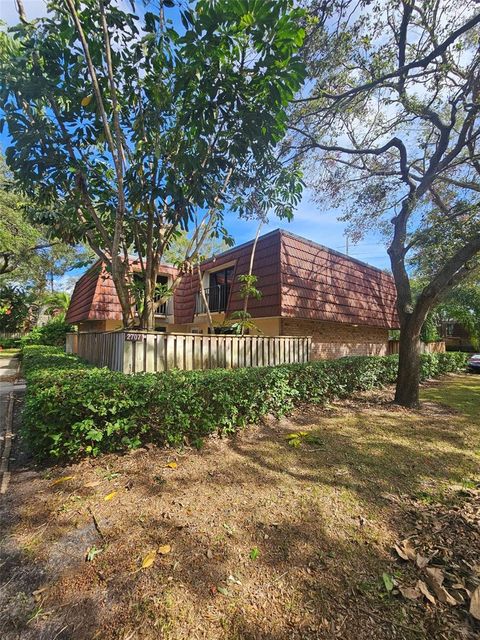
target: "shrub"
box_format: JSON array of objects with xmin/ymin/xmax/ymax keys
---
[
  {"xmin": 21, "ymin": 318, "xmax": 73, "ymax": 347},
  {"xmin": 0, "ymin": 285, "xmax": 31, "ymax": 332},
  {"xmin": 22, "ymin": 346, "xmax": 468, "ymax": 460},
  {"xmin": 0, "ymin": 337, "xmax": 21, "ymax": 349}
]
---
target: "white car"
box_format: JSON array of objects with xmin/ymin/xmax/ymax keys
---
[{"xmin": 467, "ymin": 354, "xmax": 480, "ymax": 372}]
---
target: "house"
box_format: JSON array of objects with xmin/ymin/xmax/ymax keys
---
[
  {"xmin": 438, "ymin": 320, "xmax": 475, "ymax": 352},
  {"xmin": 66, "ymin": 229, "xmax": 399, "ymax": 359}
]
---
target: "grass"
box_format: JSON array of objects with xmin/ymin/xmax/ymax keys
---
[
  {"xmin": 0, "ymin": 374, "xmax": 479, "ymax": 640},
  {"xmin": 421, "ymin": 373, "xmax": 480, "ymax": 421},
  {"xmin": 0, "ymin": 348, "xmax": 20, "ymax": 357}
]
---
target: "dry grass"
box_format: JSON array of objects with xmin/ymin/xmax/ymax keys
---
[{"xmin": 0, "ymin": 374, "xmax": 479, "ymax": 640}]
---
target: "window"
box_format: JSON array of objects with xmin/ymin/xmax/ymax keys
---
[
  {"xmin": 154, "ymin": 275, "xmax": 169, "ymax": 315},
  {"xmin": 207, "ymin": 266, "xmax": 234, "ymax": 312},
  {"xmin": 133, "ymin": 273, "xmax": 171, "ymax": 316}
]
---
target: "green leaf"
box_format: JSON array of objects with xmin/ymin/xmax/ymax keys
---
[
  {"xmin": 249, "ymin": 547, "xmax": 260, "ymax": 560},
  {"xmin": 382, "ymin": 572, "xmax": 395, "ymax": 593}
]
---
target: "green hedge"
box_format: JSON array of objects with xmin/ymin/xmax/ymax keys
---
[
  {"xmin": 21, "ymin": 319, "xmax": 73, "ymax": 347},
  {"xmin": 22, "ymin": 346, "xmax": 468, "ymax": 460}
]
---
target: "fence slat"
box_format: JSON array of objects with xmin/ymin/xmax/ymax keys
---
[{"xmin": 75, "ymin": 331, "xmax": 312, "ymax": 374}]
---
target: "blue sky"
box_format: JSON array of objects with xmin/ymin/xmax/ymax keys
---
[{"xmin": 0, "ymin": 0, "xmax": 391, "ymax": 289}]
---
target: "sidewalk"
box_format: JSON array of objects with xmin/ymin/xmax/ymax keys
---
[
  {"xmin": 0, "ymin": 355, "xmax": 19, "ymax": 383},
  {"xmin": 0, "ymin": 357, "xmax": 25, "ymax": 495}
]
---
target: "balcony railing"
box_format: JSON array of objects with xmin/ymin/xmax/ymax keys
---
[
  {"xmin": 133, "ymin": 297, "xmax": 173, "ymax": 318},
  {"xmin": 195, "ymin": 284, "xmax": 230, "ymax": 314},
  {"xmin": 154, "ymin": 297, "xmax": 173, "ymax": 316}
]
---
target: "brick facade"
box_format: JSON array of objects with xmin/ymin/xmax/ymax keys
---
[{"xmin": 281, "ymin": 318, "xmax": 389, "ymax": 360}]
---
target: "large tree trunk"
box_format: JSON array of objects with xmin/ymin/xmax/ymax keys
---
[
  {"xmin": 140, "ymin": 270, "xmax": 157, "ymax": 331},
  {"xmin": 110, "ymin": 263, "xmax": 133, "ymax": 329},
  {"xmin": 395, "ymin": 320, "xmax": 422, "ymax": 408}
]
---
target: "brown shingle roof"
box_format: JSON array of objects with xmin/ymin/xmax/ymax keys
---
[
  {"xmin": 66, "ymin": 230, "xmax": 399, "ymax": 329},
  {"xmin": 280, "ymin": 231, "xmax": 398, "ymax": 328},
  {"xmin": 66, "ymin": 261, "xmax": 179, "ymax": 324},
  {"xmin": 173, "ymin": 230, "xmax": 282, "ymax": 324}
]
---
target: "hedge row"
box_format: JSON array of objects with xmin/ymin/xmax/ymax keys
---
[{"xmin": 22, "ymin": 346, "xmax": 468, "ymax": 460}]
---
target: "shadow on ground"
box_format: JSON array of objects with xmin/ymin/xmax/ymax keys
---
[{"xmin": 1, "ymin": 375, "xmax": 479, "ymax": 640}]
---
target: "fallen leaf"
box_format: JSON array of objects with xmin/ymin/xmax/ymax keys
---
[
  {"xmin": 399, "ymin": 585, "xmax": 421, "ymax": 600},
  {"xmin": 416, "ymin": 553, "xmax": 429, "ymax": 569},
  {"xmin": 228, "ymin": 574, "xmax": 242, "ymax": 585},
  {"xmin": 394, "ymin": 539, "xmax": 416, "ymax": 562},
  {"xmin": 249, "ymin": 547, "xmax": 260, "ymax": 560},
  {"xmin": 206, "ymin": 549, "xmax": 213, "ymax": 559},
  {"xmin": 84, "ymin": 481, "xmax": 101, "ymax": 488},
  {"xmin": 32, "ymin": 588, "xmax": 47, "ymax": 602},
  {"xmin": 141, "ymin": 550, "xmax": 157, "ymax": 569},
  {"xmin": 81, "ymin": 95, "xmax": 92, "ymax": 107},
  {"xmin": 50, "ymin": 476, "xmax": 74, "ymax": 486},
  {"xmin": 216, "ymin": 586, "xmax": 230, "ymax": 597},
  {"xmin": 424, "ymin": 567, "xmax": 456, "ymax": 605},
  {"xmin": 470, "ymin": 585, "xmax": 480, "ymax": 620},
  {"xmin": 104, "ymin": 491, "xmax": 117, "ymax": 501},
  {"xmin": 86, "ymin": 546, "xmax": 102, "ymax": 562},
  {"xmin": 166, "ymin": 461, "xmax": 177, "ymax": 469},
  {"xmin": 158, "ymin": 544, "xmax": 171, "ymax": 555},
  {"xmin": 417, "ymin": 579, "xmax": 436, "ymax": 604}
]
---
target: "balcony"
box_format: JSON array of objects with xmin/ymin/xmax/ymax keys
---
[
  {"xmin": 195, "ymin": 284, "xmax": 230, "ymax": 314},
  {"xmin": 155, "ymin": 297, "xmax": 173, "ymax": 316},
  {"xmin": 133, "ymin": 297, "xmax": 173, "ymax": 318}
]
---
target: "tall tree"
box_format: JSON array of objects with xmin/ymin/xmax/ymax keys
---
[
  {"xmin": 0, "ymin": 156, "xmax": 92, "ymax": 291},
  {"xmin": 291, "ymin": 0, "xmax": 480, "ymax": 407},
  {"xmin": 1, "ymin": 0, "xmax": 306, "ymax": 330}
]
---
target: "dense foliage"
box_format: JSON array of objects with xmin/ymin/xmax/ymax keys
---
[
  {"xmin": 291, "ymin": 0, "xmax": 480, "ymax": 407},
  {"xmin": 22, "ymin": 346, "xmax": 468, "ymax": 460},
  {"xmin": 0, "ymin": 285, "xmax": 30, "ymax": 332},
  {"xmin": 0, "ymin": 156, "xmax": 92, "ymax": 287},
  {"xmin": 1, "ymin": 0, "xmax": 306, "ymax": 329},
  {"xmin": 21, "ymin": 318, "xmax": 73, "ymax": 347}
]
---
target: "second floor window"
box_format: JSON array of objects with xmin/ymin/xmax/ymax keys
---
[{"xmin": 207, "ymin": 266, "xmax": 234, "ymax": 312}]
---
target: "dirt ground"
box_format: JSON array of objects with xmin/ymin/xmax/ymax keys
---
[{"xmin": 0, "ymin": 374, "xmax": 479, "ymax": 640}]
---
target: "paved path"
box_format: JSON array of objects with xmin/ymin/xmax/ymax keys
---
[
  {"xmin": 0, "ymin": 355, "xmax": 20, "ymax": 383},
  {"xmin": 0, "ymin": 358, "xmax": 25, "ymax": 494}
]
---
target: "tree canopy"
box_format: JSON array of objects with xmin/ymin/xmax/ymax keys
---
[
  {"xmin": 0, "ymin": 156, "xmax": 92, "ymax": 292},
  {"xmin": 0, "ymin": 0, "xmax": 306, "ymax": 329},
  {"xmin": 291, "ymin": 0, "xmax": 480, "ymax": 406}
]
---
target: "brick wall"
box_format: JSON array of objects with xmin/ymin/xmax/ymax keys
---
[{"xmin": 281, "ymin": 318, "xmax": 389, "ymax": 360}]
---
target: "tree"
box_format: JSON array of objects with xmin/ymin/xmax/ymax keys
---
[
  {"xmin": 0, "ymin": 155, "xmax": 49, "ymax": 276},
  {"xmin": 230, "ymin": 221, "xmax": 263, "ymax": 335},
  {"xmin": 0, "ymin": 285, "xmax": 31, "ymax": 333},
  {"xmin": 162, "ymin": 230, "xmax": 230, "ymax": 267},
  {"xmin": 42, "ymin": 291, "xmax": 71, "ymax": 320},
  {"xmin": 291, "ymin": 0, "xmax": 480, "ymax": 406},
  {"xmin": 1, "ymin": 0, "xmax": 306, "ymax": 330},
  {"xmin": 436, "ymin": 279, "xmax": 480, "ymax": 350},
  {"xmin": 0, "ymin": 156, "xmax": 93, "ymax": 292}
]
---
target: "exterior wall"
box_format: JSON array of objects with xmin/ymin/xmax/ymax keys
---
[
  {"xmin": 172, "ymin": 316, "xmax": 281, "ymax": 336},
  {"xmin": 281, "ymin": 318, "xmax": 388, "ymax": 360},
  {"xmin": 105, "ymin": 319, "xmax": 123, "ymax": 331},
  {"xmin": 77, "ymin": 320, "xmax": 108, "ymax": 332}
]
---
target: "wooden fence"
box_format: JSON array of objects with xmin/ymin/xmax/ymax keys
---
[
  {"xmin": 0, "ymin": 332, "xmax": 25, "ymax": 340},
  {"xmin": 387, "ymin": 340, "xmax": 446, "ymax": 355},
  {"xmin": 67, "ymin": 331, "xmax": 312, "ymax": 374}
]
